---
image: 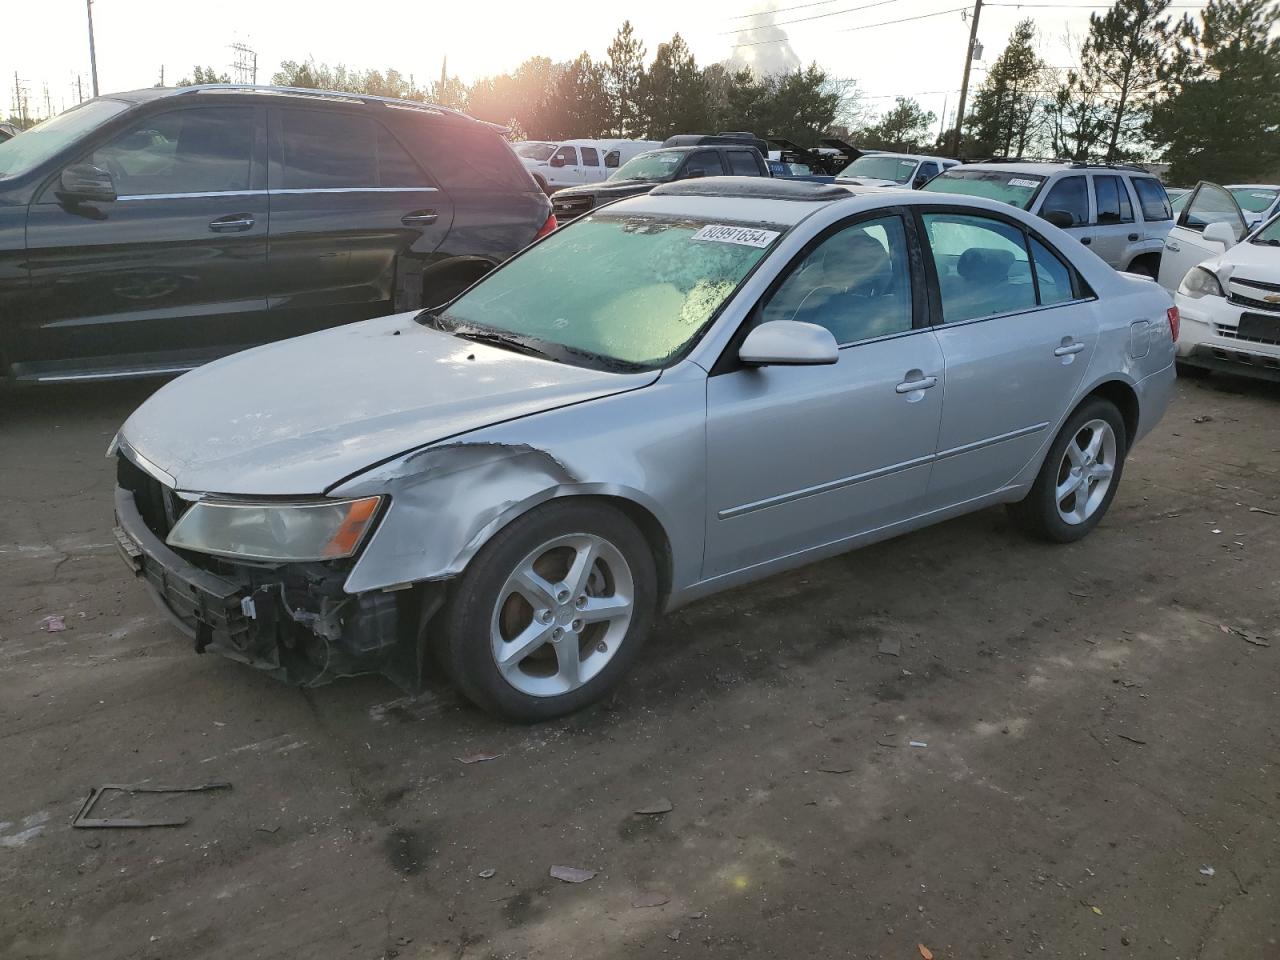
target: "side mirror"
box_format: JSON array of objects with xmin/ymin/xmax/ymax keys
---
[
  {"xmin": 57, "ymin": 163, "xmax": 116, "ymax": 204},
  {"xmin": 549, "ymin": 156, "xmax": 566, "ymax": 168},
  {"xmin": 739, "ymin": 320, "xmax": 838, "ymax": 367},
  {"xmin": 1042, "ymin": 209, "xmax": 1074, "ymax": 230},
  {"xmin": 1202, "ymin": 220, "xmax": 1238, "ymax": 248}
]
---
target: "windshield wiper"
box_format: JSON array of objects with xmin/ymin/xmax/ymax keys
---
[{"xmin": 451, "ymin": 327, "xmax": 557, "ymax": 361}]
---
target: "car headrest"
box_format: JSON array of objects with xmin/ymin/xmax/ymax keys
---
[
  {"xmin": 957, "ymin": 247, "xmax": 1015, "ymax": 282},
  {"xmin": 821, "ymin": 233, "xmax": 890, "ymax": 286}
]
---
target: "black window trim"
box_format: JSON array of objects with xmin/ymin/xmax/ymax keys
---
[
  {"xmin": 910, "ymin": 203, "xmax": 1096, "ymax": 331},
  {"xmin": 709, "ymin": 205, "xmax": 932, "ymax": 376}
]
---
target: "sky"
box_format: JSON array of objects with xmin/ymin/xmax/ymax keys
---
[{"xmin": 3, "ymin": 0, "xmax": 1211, "ymax": 133}]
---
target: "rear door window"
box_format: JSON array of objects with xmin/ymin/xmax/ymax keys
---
[
  {"xmin": 686, "ymin": 151, "xmax": 725, "ymax": 178},
  {"xmin": 727, "ymin": 151, "xmax": 759, "ymax": 176},
  {"xmin": 279, "ymin": 109, "xmax": 377, "ymax": 188},
  {"xmin": 1039, "ymin": 176, "xmax": 1089, "ymax": 227},
  {"xmin": 89, "ymin": 106, "xmax": 255, "ymax": 196},
  {"xmin": 580, "ymin": 147, "xmax": 600, "ymax": 166},
  {"xmin": 1029, "ymin": 236, "xmax": 1075, "ymax": 306},
  {"xmin": 1131, "ymin": 178, "xmax": 1172, "ymax": 221},
  {"xmin": 1093, "ymin": 175, "xmax": 1134, "ymax": 224},
  {"xmin": 375, "ymin": 125, "xmax": 429, "ymax": 187},
  {"xmin": 922, "ymin": 213, "xmax": 1037, "ymax": 323}
]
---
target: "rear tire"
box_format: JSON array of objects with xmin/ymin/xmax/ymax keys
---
[
  {"xmin": 1008, "ymin": 397, "xmax": 1127, "ymax": 543},
  {"xmin": 440, "ymin": 500, "xmax": 657, "ymax": 722}
]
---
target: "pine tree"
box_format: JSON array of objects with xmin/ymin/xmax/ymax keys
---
[
  {"xmin": 1148, "ymin": 0, "xmax": 1280, "ymax": 182},
  {"xmin": 1078, "ymin": 0, "xmax": 1173, "ymax": 161},
  {"xmin": 551, "ymin": 53, "xmax": 611, "ymax": 139},
  {"xmin": 605, "ymin": 21, "xmax": 647, "ymax": 137},
  {"xmin": 641, "ymin": 34, "xmax": 707, "ymax": 139},
  {"xmin": 861, "ymin": 98, "xmax": 937, "ymax": 152},
  {"xmin": 964, "ymin": 20, "xmax": 1049, "ymax": 158}
]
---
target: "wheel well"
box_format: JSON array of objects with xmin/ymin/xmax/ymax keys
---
[
  {"xmin": 1084, "ymin": 380, "xmax": 1139, "ymax": 444},
  {"xmin": 421, "ymin": 258, "xmax": 495, "ymax": 308},
  {"xmin": 575, "ymin": 494, "xmax": 674, "ymax": 610},
  {"xmin": 1126, "ymin": 251, "xmax": 1161, "ymax": 276}
]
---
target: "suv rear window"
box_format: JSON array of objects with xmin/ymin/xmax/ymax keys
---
[
  {"xmin": 412, "ymin": 124, "xmax": 534, "ymax": 192},
  {"xmin": 1131, "ymin": 178, "xmax": 1172, "ymax": 221}
]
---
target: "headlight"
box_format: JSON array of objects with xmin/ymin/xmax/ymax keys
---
[
  {"xmin": 166, "ymin": 496, "xmax": 382, "ymax": 562},
  {"xmin": 1178, "ymin": 266, "xmax": 1224, "ymax": 299}
]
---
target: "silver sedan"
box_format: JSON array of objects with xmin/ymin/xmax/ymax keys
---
[{"xmin": 114, "ymin": 179, "xmax": 1177, "ymax": 721}]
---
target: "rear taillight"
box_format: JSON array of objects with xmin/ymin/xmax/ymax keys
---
[
  {"xmin": 1166, "ymin": 306, "xmax": 1180, "ymax": 343},
  {"xmin": 534, "ymin": 213, "xmax": 557, "ymax": 241}
]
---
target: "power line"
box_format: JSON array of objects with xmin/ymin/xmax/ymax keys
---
[
  {"xmin": 725, "ymin": 0, "xmax": 904, "ymax": 33},
  {"xmin": 984, "ymin": 2, "xmax": 1205, "ymax": 6},
  {"xmin": 731, "ymin": 5, "xmax": 967, "ymax": 46},
  {"xmin": 729, "ymin": 0, "xmax": 876, "ymax": 20}
]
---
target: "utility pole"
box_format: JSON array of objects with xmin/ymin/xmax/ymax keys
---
[
  {"xmin": 949, "ymin": 0, "xmax": 982, "ymax": 157},
  {"xmin": 86, "ymin": 0, "xmax": 99, "ymax": 97},
  {"xmin": 76, "ymin": 74, "xmax": 84, "ymax": 103}
]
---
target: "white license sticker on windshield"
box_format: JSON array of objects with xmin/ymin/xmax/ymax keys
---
[
  {"xmin": 1008, "ymin": 178, "xmax": 1040, "ymax": 188},
  {"xmin": 691, "ymin": 224, "xmax": 781, "ymax": 248}
]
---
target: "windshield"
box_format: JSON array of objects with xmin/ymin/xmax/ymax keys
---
[
  {"xmin": 0, "ymin": 99, "xmax": 130, "ymax": 179},
  {"xmin": 513, "ymin": 141, "xmax": 557, "ymax": 161},
  {"xmin": 921, "ymin": 169, "xmax": 1045, "ymax": 209},
  {"xmin": 608, "ymin": 149, "xmax": 684, "ymax": 182},
  {"xmin": 435, "ymin": 213, "xmax": 782, "ymax": 369},
  {"xmin": 837, "ymin": 155, "xmax": 917, "ymax": 183},
  {"xmin": 1230, "ymin": 187, "xmax": 1279, "ymax": 213},
  {"xmin": 1251, "ymin": 214, "xmax": 1280, "ymax": 246}
]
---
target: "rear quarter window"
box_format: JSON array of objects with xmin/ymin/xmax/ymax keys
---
[
  {"xmin": 1130, "ymin": 178, "xmax": 1172, "ymax": 221},
  {"xmin": 396, "ymin": 119, "xmax": 536, "ymax": 193}
]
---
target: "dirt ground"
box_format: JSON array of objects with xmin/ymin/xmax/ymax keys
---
[{"xmin": 1, "ymin": 373, "xmax": 1277, "ymax": 960}]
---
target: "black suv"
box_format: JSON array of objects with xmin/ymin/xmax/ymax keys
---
[
  {"xmin": 550, "ymin": 133, "xmax": 771, "ymax": 223},
  {"xmin": 0, "ymin": 85, "xmax": 553, "ymax": 384}
]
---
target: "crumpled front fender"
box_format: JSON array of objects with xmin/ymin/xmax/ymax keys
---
[{"xmin": 332, "ymin": 442, "xmax": 671, "ymax": 595}]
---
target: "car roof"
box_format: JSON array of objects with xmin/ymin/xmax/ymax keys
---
[
  {"xmin": 100, "ymin": 84, "xmax": 475, "ymax": 122},
  {"xmin": 958, "ymin": 160, "xmax": 1159, "ymax": 178},
  {"xmin": 851, "ymin": 152, "xmax": 956, "ymax": 164},
  {"xmin": 1225, "ymin": 183, "xmax": 1280, "ymax": 190}
]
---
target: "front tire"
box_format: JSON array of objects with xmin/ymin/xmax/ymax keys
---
[
  {"xmin": 440, "ymin": 500, "xmax": 657, "ymax": 722},
  {"xmin": 1008, "ymin": 397, "xmax": 1127, "ymax": 543}
]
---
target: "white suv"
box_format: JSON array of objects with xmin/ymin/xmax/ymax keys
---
[{"xmin": 922, "ymin": 162, "xmax": 1175, "ymax": 277}]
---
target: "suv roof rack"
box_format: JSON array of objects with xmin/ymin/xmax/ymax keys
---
[
  {"xmin": 177, "ymin": 84, "xmax": 470, "ymax": 120},
  {"xmin": 662, "ymin": 132, "xmax": 770, "ymax": 155},
  {"xmin": 1067, "ymin": 161, "xmax": 1151, "ymax": 173}
]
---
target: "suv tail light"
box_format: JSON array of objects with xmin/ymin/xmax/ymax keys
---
[
  {"xmin": 1166, "ymin": 306, "xmax": 1180, "ymax": 343},
  {"xmin": 534, "ymin": 213, "xmax": 557, "ymax": 241}
]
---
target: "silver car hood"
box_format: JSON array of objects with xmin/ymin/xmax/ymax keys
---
[{"xmin": 120, "ymin": 313, "xmax": 657, "ymax": 496}]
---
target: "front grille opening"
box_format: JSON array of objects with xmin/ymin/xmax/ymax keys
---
[{"xmin": 117, "ymin": 453, "xmax": 189, "ymax": 539}]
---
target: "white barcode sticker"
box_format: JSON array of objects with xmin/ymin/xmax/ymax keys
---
[
  {"xmin": 691, "ymin": 224, "xmax": 781, "ymax": 248},
  {"xmin": 1009, "ymin": 178, "xmax": 1040, "ymax": 188}
]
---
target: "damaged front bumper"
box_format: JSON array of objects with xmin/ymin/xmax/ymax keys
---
[{"xmin": 113, "ymin": 486, "xmax": 439, "ymax": 691}]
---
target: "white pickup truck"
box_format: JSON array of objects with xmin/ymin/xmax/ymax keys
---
[{"xmin": 513, "ymin": 139, "xmax": 662, "ymax": 193}]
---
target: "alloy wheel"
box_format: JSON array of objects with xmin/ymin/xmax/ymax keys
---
[
  {"xmin": 1055, "ymin": 418, "xmax": 1117, "ymax": 525},
  {"xmin": 489, "ymin": 533, "xmax": 635, "ymax": 697}
]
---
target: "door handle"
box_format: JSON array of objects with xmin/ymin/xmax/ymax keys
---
[
  {"xmin": 208, "ymin": 214, "xmax": 254, "ymax": 232},
  {"xmin": 1128, "ymin": 233, "xmax": 1140, "ymax": 241},
  {"xmin": 1166, "ymin": 240, "xmax": 1181, "ymax": 252},
  {"xmin": 1054, "ymin": 341, "xmax": 1086, "ymax": 357},
  {"xmin": 895, "ymin": 375, "xmax": 938, "ymax": 394},
  {"xmin": 1080, "ymin": 237, "xmax": 1092, "ymax": 245},
  {"xmin": 402, "ymin": 210, "xmax": 438, "ymax": 225}
]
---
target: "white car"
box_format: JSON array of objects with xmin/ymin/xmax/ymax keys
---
[
  {"xmin": 1226, "ymin": 184, "xmax": 1280, "ymax": 228},
  {"xmin": 835, "ymin": 152, "xmax": 960, "ymax": 189},
  {"xmin": 1170, "ymin": 205, "xmax": 1280, "ymax": 381},
  {"xmin": 513, "ymin": 139, "xmax": 662, "ymax": 193}
]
